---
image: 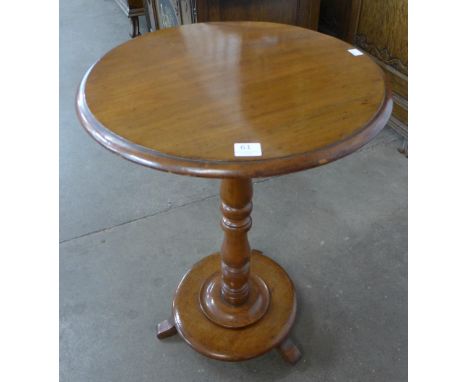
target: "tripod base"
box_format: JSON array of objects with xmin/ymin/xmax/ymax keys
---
[{"xmin": 170, "ymin": 250, "xmax": 298, "ymax": 362}]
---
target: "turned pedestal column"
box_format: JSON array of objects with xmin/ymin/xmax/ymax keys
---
[
  {"xmin": 199, "ymin": 179, "xmax": 270, "ymax": 328},
  {"xmin": 157, "ymin": 179, "xmax": 300, "ymax": 363}
]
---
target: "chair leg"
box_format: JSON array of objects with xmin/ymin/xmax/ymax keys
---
[
  {"xmin": 398, "ymin": 138, "xmax": 408, "ymax": 157},
  {"xmin": 129, "ymin": 16, "xmax": 141, "ymax": 38}
]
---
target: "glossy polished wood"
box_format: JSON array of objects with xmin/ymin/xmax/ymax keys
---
[
  {"xmin": 219, "ymin": 179, "xmax": 253, "ymax": 306},
  {"xmin": 77, "ymin": 21, "xmax": 392, "ymax": 178},
  {"xmin": 199, "ymin": 179, "xmax": 270, "ymax": 328},
  {"xmin": 200, "ymin": 272, "xmax": 270, "ymax": 328},
  {"xmin": 173, "ymin": 251, "xmax": 297, "ymax": 361},
  {"xmin": 76, "ymin": 21, "xmax": 392, "ymax": 365}
]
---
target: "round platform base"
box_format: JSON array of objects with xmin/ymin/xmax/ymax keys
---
[{"xmin": 172, "ymin": 250, "xmax": 297, "ymax": 361}]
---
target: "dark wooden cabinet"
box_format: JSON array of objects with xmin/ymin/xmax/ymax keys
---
[
  {"xmin": 196, "ymin": 0, "xmax": 321, "ymax": 30},
  {"xmin": 318, "ymin": 0, "xmax": 361, "ymax": 42}
]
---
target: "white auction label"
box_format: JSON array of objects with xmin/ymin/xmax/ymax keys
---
[
  {"xmin": 348, "ymin": 48, "xmax": 363, "ymax": 56},
  {"xmin": 234, "ymin": 143, "xmax": 262, "ymax": 157}
]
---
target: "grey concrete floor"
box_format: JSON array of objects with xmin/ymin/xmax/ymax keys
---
[{"xmin": 60, "ymin": 1, "xmax": 408, "ymax": 381}]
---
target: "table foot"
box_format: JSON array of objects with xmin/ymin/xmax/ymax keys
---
[
  {"xmin": 156, "ymin": 317, "xmax": 177, "ymax": 339},
  {"xmin": 172, "ymin": 250, "xmax": 298, "ymax": 361},
  {"xmin": 277, "ymin": 337, "xmax": 302, "ymax": 365}
]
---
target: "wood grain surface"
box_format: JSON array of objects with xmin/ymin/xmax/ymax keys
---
[
  {"xmin": 357, "ymin": 0, "xmax": 408, "ymax": 68},
  {"xmin": 77, "ymin": 21, "xmax": 392, "ymax": 178}
]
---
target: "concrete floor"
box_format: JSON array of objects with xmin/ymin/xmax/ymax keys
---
[{"xmin": 60, "ymin": 1, "xmax": 408, "ymax": 381}]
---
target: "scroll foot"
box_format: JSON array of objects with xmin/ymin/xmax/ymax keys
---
[
  {"xmin": 277, "ymin": 337, "xmax": 302, "ymax": 365},
  {"xmin": 156, "ymin": 317, "xmax": 177, "ymax": 339}
]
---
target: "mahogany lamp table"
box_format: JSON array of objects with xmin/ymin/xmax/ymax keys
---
[{"xmin": 76, "ymin": 22, "xmax": 392, "ymax": 365}]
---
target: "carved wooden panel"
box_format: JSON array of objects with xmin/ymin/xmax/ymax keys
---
[
  {"xmin": 357, "ymin": 0, "xmax": 407, "ymax": 70},
  {"xmin": 355, "ymin": 0, "xmax": 408, "ymax": 140}
]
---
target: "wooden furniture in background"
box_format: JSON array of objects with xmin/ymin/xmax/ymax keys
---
[
  {"xmin": 145, "ymin": 0, "xmax": 195, "ymax": 31},
  {"xmin": 114, "ymin": 0, "xmax": 146, "ymax": 37},
  {"xmin": 76, "ymin": 22, "xmax": 392, "ymax": 364},
  {"xmin": 195, "ymin": 0, "xmax": 321, "ymax": 29},
  {"xmin": 356, "ymin": 0, "xmax": 408, "ymax": 152},
  {"xmin": 145, "ymin": 0, "xmax": 320, "ymax": 31},
  {"xmin": 319, "ymin": 0, "xmax": 408, "ymax": 153},
  {"xmin": 318, "ymin": 0, "xmax": 362, "ymax": 43}
]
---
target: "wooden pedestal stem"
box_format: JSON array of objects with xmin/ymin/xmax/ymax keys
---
[
  {"xmin": 199, "ymin": 179, "xmax": 270, "ymax": 328},
  {"xmin": 160, "ymin": 180, "xmax": 299, "ymax": 360},
  {"xmin": 166, "ymin": 180, "xmax": 299, "ymax": 361},
  {"xmin": 220, "ymin": 178, "xmax": 253, "ymax": 305}
]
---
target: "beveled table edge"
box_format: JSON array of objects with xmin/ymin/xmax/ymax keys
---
[{"xmin": 76, "ymin": 37, "xmax": 393, "ymax": 179}]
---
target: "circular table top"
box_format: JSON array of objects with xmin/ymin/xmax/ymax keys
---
[{"xmin": 77, "ymin": 22, "xmax": 392, "ymax": 178}]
